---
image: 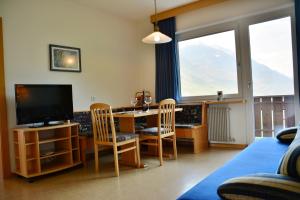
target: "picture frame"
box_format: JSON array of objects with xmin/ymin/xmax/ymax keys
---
[{"xmin": 49, "ymin": 44, "xmax": 81, "ymax": 72}]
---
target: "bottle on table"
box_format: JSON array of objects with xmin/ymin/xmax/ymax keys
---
[{"xmin": 142, "ymin": 90, "xmax": 147, "ymax": 111}]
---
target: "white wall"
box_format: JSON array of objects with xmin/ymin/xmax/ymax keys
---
[{"xmin": 0, "ymin": 0, "xmax": 146, "ymax": 169}]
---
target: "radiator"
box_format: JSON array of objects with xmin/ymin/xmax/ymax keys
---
[{"xmin": 208, "ymin": 105, "xmax": 234, "ymax": 142}]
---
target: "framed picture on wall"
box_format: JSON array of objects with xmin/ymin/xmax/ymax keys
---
[{"xmin": 49, "ymin": 44, "xmax": 81, "ymax": 72}]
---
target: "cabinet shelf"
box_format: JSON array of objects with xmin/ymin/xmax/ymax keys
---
[
  {"xmin": 27, "ymin": 157, "xmax": 38, "ymax": 161},
  {"xmin": 25, "ymin": 142, "xmax": 36, "ymax": 146},
  {"xmin": 39, "ymin": 137, "xmax": 69, "ymax": 144},
  {"xmin": 15, "ymin": 156, "xmax": 37, "ymax": 161},
  {"xmin": 41, "ymin": 162, "xmax": 81, "ymax": 175},
  {"xmin": 73, "ymin": 161, "xmax": 81, "ymax": 165},
  {"xmin": 42, "ymin": 163, "xmax": 70, "ymax": 174},
  {"xmin": 40, "ymin": 150, "xmax": 70, "ymax": 159},
  {"xmin": 13, "ymin": 123, "xmax": 81, "ymax": 178}
]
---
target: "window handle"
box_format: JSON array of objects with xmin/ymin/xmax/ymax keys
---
[{"xmin": 248, "ymin": 81, "xmax": 252, "ymax": 89}]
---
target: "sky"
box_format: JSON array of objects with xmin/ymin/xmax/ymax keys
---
[
  {"xmin": 249, "ymin": 17, "xmax": 294, "ymax": 79},
  {"xmin": 179, "ymin": 30, "xmax": 236, "ymax": 55}
]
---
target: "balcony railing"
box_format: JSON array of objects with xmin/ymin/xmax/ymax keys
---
[{"xmin": 254, "ymin": 95, "xmax": 295, "ymax": 137}]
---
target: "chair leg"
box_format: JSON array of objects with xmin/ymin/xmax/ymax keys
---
[
  {"xmin": 136, "ymin": 138, "xmax": 141, "ymax": 168},
  {"xmin": 94, "ymin": 144, "xmax": 99, "ymax": 173},
  {"xmin": 158, "ymin": 138, "xmax": 163, "ymax": 166},
  {"xmin": 173, "ymin": 135, "xmax": 178, "ymax": 160},
  {"xmin": 113, "ymin": 144, "xmax": 119, "ymax": 177}
]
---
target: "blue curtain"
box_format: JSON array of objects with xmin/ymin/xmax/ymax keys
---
[
  {"xmin": 155, "ymin": 17, "xmax": 180, "ymax": 102},
  {"xmin": 295, "ymin": 0, "xmax": 300, "ymax": 101}
]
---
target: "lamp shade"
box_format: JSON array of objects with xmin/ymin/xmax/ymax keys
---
[{"xmin": 142, "ymin": 31, "xmax": 172, "ymax": 44}]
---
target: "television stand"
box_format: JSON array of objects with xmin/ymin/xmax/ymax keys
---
[{"xmin": 13, "ymin": 123, "xmax": 81, "ymax": 178}]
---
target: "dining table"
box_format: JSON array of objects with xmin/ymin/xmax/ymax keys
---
[{"xmin": 113, "ymin": 108, "xmax": 183, "ymax": 168}]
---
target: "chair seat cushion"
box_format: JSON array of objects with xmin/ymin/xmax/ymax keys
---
[
  {"xmin": 139, "ymin": 127, "xmax": 170, "ymax": 136},
  {"xmin": 109, "ymin": 133, "xmax": 138, "ymax": 142},
  {"xmin": 175, "ymin": 123, "xmax": 201, "ymax": 129}
]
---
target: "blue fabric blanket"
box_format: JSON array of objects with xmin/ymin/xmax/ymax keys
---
[{"xmin": 177, "ymin": 138, "xmax": 289, "ymax": 200}]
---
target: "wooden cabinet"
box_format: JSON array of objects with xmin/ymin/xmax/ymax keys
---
[{"xmin": 13, "ymin": 123, "xmax": 81, "ymax": 178}]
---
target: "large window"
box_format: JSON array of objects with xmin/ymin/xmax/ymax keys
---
[{"xmin": 178, "ymin": 28, "xmax": 240, "ymax": 99}]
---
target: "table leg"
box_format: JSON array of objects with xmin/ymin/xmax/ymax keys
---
[
  {"xmin": 79, "ymin": 136, "xmax": 88, "ymax": 167},
  {"xmin": 146, "ymin": 115, "xmax": 158, "ymax": 155},
  {"xmin": 118, "ymin": 118, "xmax": 144, "ymax": 168},
  {"xmin": 79, "ymin": 136, "xmax": 96, "ymax": 167}
]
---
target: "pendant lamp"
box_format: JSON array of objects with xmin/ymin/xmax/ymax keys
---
[{"xmin": 142, "ymin": 0, "xmax": 172, "ymax": 44}]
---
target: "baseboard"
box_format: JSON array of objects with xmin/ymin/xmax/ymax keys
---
[{"xmin": 209, "ymin": 143, "xmax": 247, "ymax": 149}]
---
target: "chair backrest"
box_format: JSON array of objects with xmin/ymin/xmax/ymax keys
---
[
  {"xmin": 158, "ymin": 99, "xmax": 176, "ymax": 135},
  {"xmin": 90, "ymin": 103, "xmax": 117, "ymax": 143}
]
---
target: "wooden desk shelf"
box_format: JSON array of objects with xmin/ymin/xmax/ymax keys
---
[{"xmin": 13, "ymin": 123, "xmax": 81, "ymax": 178}]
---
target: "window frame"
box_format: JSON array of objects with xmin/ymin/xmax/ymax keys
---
[{"xmin": 176, "ymin": 22, "xmax": 243, "ymax": 102}]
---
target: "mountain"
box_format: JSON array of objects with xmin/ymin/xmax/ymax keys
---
[{"xmin": 179, "ymin": 43, "xmax": 294, "ymax": 97}]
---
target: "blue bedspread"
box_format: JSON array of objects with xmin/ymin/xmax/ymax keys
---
[{"xmin": 177, "ymin": 138, "xmax": 289, "ymax": 200}]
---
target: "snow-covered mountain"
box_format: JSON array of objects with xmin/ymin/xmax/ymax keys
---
[{"xmin": 179, "ymin": 43, "xmax": 294, "ymax": 97}]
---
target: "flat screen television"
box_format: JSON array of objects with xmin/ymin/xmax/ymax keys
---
[{"xmin": 15, "ymin": 84, "xmax": 74, "ymax": 126}]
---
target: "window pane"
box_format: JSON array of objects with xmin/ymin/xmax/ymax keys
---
[
  {"xmin": 249, "ymin": 17, "xmax": 295, "ymax": 138},
  {"xmin": 249, "ymin": 17, "xmax": 294, "ymax": 97},
  {"xmin": 178, "ymin": 30, "xmax": 239, "ymax": 97}
]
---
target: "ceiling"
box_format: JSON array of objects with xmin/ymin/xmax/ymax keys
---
[{"xmin": 69, "ymin": 0, "xmax": 197, "ymax": 21}]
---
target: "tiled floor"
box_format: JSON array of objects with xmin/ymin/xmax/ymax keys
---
[{"xmin": 0, "ymin": 147, "xmax": 240, "ymax": 200}]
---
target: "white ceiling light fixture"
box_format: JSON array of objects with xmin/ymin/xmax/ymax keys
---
[{"xmin": 142, "ymin": 0, "xmax": 172, "ymax": 44}]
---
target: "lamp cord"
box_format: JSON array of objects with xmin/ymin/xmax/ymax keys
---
[{"xmin": 154, "ymin": 0, "xmax": 159, "ymax": 31}]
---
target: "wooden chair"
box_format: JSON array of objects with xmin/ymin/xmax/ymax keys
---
[
  {"xmin": 139, "ymin": 99, "xmax": 177, "ymax": 166},
  {"xmin": 90, "ymin": 103, "xmax": 140, "ymax": 176}
]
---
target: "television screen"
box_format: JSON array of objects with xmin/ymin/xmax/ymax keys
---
[{"xmin": 15, "ymin": 84, "xmax": 74, "ymax": 125}]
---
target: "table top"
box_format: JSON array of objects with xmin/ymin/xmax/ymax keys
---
[{"xmin": 113, "ymin": 108, "xmax": 183, "ymax": 118}]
